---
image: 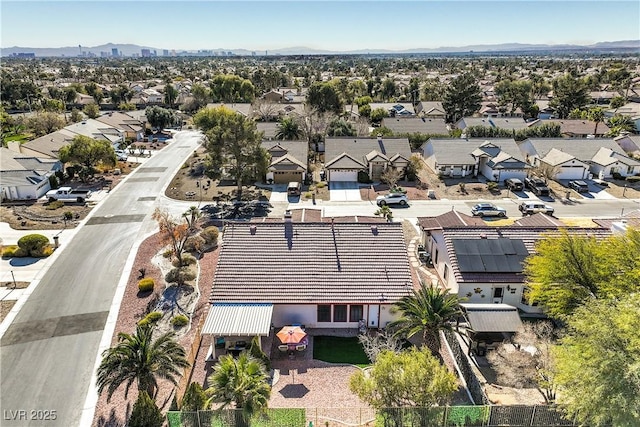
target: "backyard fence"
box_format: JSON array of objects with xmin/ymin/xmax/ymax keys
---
[
  {"xmin": 442, "ymin": 329, "xmax": 489, "ymax": 405},
  {"xmin": 167, "ymin": 405, "xmax": 576, "ymax": 427},
  {"xmin": 175, "ymin": 315, "xmax": 205, "ymax": 406}
]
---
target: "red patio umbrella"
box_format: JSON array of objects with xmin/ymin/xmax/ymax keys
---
[{"xmin": 276, "ymin": 326, "xmax": 307, "ymax": 344}]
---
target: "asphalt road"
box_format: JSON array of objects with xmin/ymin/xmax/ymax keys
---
[{"xmin": 0, "ymin": 131, "xmax": 202, "ymax": 427}]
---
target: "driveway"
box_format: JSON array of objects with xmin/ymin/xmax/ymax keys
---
[
  {"xmin": 329, "ymin": 181, "xmax": 362, "ymax": 201},
  {"xmin": 269, "ymin": 184, "xmax": 288, "ymax": 202}
]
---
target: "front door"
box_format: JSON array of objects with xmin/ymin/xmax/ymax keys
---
[
  {"xmin": 368, "ymin": 305, "xmax": 379, "ymax": 328},
  {"xmin": 493, "ymin": 287, "xmax": 504, "ymax": 304}
]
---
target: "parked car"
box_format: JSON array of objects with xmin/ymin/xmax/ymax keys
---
[
  {"xmin": 376, "ymin": 193, "xmax": 408, "ymax": 206},
  {"xmin": 524, "ymin": 176, "xmax": 550, "ymax": 196},
  {"xmin": 115, "ymin": 150, "xmax": 128, "ymax": 161},
  {"xmin": 518, "ymin": 201, "xmax": 555, "ymax": 216},
  {"xmin": 471, "ymin": 202, "xmax": 507, "ymax": 217},
  {"xmin": 505, "ymin": 178, "xmax": 524, "ymax": 191},
  {"xmin": 569, "ymin": 180, "xmax": 589, "ymax": 193}
]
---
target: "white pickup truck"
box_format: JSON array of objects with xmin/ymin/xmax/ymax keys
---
[{"xmin": 46, "ymin": 187, "xmax": 92, "ymax": 203}]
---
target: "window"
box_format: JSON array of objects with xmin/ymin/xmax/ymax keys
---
[
  {"xmin": 333, "ymin": 305, "xmax": 347, "ymax": 322},
  {"xmin": 434, "ymin": 248, "xmax": 439, "ymax": 264},
  {"xmin": 521, "ymin": 287, "xmax": 539, "ymax": 306},
  {"xmin": 349, "ymin": 305, "xmax": 363, "ymax": 322},
  {"xmin": 493, "ymin": 287, "xmax": 504, "ymax": 298},
  {"xmin": 317, "ymin": 305, "xmax": 331, "ymax": 322},
  {"xmin": 443, "ymin": 264, "xmax": 449, "ymax": 281}
]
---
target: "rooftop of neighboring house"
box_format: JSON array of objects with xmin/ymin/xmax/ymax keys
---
[
  {"xmin": 205, "ymin": 103, "xmax": 254, "ymax": 117},
  {"xmin": 260, "ymin": 140, "xmax": 308, "ymax": 168},
  {"xmin": 417, "ymin": 210, "xmax": 486, "ymax": 231},
  {"xmin": 381, "ymin": 117, "xmax": 449, "ymax": 135},
  {"xmin": 324, "ymin": 137, "xmax": 411, "ymax": 166},
  {"xmin": 520, "ymin": 138, "xmax": 626, "ymax": 161},
  {"xmin": 457, "ymin": 117, "xmax": 529, "ymax": 131},
  {"xmin": 19, "ymin": 130, "xmax": 76, "ymax": 158},
  {"xmin": 424, "ymin": 138, "xmax": 524, "ymax": 165},
  {"xmin": 528, "ymin": 118, "xmax": 611, "ymax": 136},
  {"xmin": 94, "ymin": 111, "xmax": 144, "ymax": 133},
  {"xmin": 210, "ymin": 221, "xmax": 414, "ymax": 304}
]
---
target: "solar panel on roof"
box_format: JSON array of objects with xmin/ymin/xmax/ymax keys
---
[{"xmin": 454, "ymin": 238, "xmax": 528, "ymax": 273}]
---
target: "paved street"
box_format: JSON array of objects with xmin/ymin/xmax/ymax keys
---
[{"xmin": 0, "ymin": 131, "xmax": 202, "ymax": 427}]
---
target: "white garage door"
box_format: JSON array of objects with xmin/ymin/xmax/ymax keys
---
[
  {"xmin": 556, "ymin": 167, "xmax": 586, "ymax": 180},
  {"xmin": 329, "ymin": 170, "xmax": 358, "ymax": 182},
  {"xmin": 499, "ymin": 171, "xmax": 526, "ymax": 182}
]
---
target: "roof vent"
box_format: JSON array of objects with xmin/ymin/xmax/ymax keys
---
[
  {"xmin": 284, "ymin": 210, "xmax": 292, "ymax": 222},
  {"xmin": 371, "ymin": 225, "xmax": 378, "ymax": 235},
  {"xmin": 480, "ymin": 233, "xmax": 487, "ymax": 239},
  {"xmin": 249, "ymin": 225, "xmax": 257, "ymax": 235}
]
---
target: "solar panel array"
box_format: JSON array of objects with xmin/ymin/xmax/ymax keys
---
[{"xmin": 453, "ymin": 238, "xmax": 528, "ymax": 273}]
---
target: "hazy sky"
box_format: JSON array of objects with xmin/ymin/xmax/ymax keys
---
[{"xmin": 2, "ymin": 1, "xmax": 639, "ymax": 51}]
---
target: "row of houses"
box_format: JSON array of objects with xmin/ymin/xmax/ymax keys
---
[
  {"xmin": 200, "ymin": 208, "xmax": 638, "ymax": 352},
  {"xmin": 1, "ymin": 111, "xmax": 147, "ymax": 201}
]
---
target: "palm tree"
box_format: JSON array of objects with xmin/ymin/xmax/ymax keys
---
[
  {"xmin": 274, "ymin": 117, "xmax": 302, "ymax": 140},
  {"xmin": 388, "ymin": 282, "xmax": 462, "ymax": 356},
  {"xmin": 206, "ymin": 353, "xmax": 271, "ymax": 427},
  {"xmin": 96, "ymin": 324, "xmax": 189, "ymax": 401},
  {"xmin": 588, "ymin": 107, "xmax": 604, "ymax": 136}
]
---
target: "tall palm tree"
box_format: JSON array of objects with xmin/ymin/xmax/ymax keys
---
[
  {"xmin": 206, "ymin": 353, "xmax": 271, "ymax": 427},
  {"xmin": 96, "ymin": 324, "xmax": 189, "ymax": 401},
  {"xmin": 388, "ymin": 282, "xmax": 462, "ymax": 356},
  {"xmin": 274, "ymin": 117, "xmax": 302, "ymax": 140},
  {"xmin": 588, "ymin": 107, "xmax": 605, "ymax": 136}
]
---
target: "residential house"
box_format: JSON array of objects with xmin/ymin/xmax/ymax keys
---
[
  {"xmin": 261, "ymin": 140, "xmax": 308, "ymax": 183},
  {"xmin": 63, "ymin": 119, "xmax": 124, "ymax": 145},
  {"xmin": 455, "ymin": 117, "xmax": 529, "ymax": 133},
  {"xmin": 425, "ymin": 225, "xmax": 612, "ymax": 314},
  {"xmin": 256, "ymin": 122, "xmax": 279, "ymax": 140},
  {"xmin": 381, "ymin": 117, "xmax": 449, "ymax": 136},
  {"xmin": 517, "ymin": 138, "xmax": 638, "ymax": 180},
  {"xmin": 614, "ymin": 134, "xmax": 640, "ymax": 156},
  {"xmin": 95, "ymin": 111, "xmax": 145, "ymax": 141},
  {"xmin": 605, "ymin": 102, "xmax": 640, "ymax": 132},
  {"xmin": 141, "ymin": 88, "xmax": 163, "ymax": 104},
  {"xmin": 417, "ymin": 210, "xmax": 485, "ymax": 250},
  {"xmin": 527, "ymin": 119, "xmax": 611, "ymax": 138},
  {"xmin": 414, "ymin": 101, "xmax": 446, "ymax": 118},
  {"xmin": 479, "ymin": 102, "xmax": 523, "ymax": 118},
  {"xmin": 421, "ymin": 138, "xmax": 529, "ymax": 182},
  {"xmin": 589, "ymin": 89, "xmax": 619, "ymax": 105},
  {"xmin": 1, "ymin": 147, "xmax": 62, "ymax": 201},
  {"xmin": 534, "ymin": 100, "xmax": 555, "ymax": 120},
  {"xmin": 11, "ymin": 130, "xmax": 75, "ymax": 159},
  {"xmin": 202, "ymin": 220, "xmax": 414, "ymax": 354},
  {"xmin": 324, "ymin": 136, "xmax": 412, "ymax": 182}
]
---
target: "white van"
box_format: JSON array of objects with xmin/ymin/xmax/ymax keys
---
[{"xmin": 287, "ymin": 181, "xmax": 301, "ymax": 196}]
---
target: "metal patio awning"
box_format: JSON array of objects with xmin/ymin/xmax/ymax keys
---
[{"xmin": 202, "ymin": 303, "xmax": 273, "ymax": 336}]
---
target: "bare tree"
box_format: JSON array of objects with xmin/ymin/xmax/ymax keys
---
[
  {"xmin": 252, "ymin": 99, "xmax": 279, "ymax": 122},
  {"xmin": 358, "ymin": 329, "xmax": 403, "ymax": 363},
  {"xmin": 531, "ymin": 163, "xmax": 560, "ymax": 183},
  {"xmin": 152, "ymin": 207, "xmax": 201, "ymax": 268},
  {"xmin": 381, "ymin": 168, "xmax": 403, "ymax": 189},
  {"xmin": 487, "ymin": 321, "xmax": 557, "ymax": 403}
]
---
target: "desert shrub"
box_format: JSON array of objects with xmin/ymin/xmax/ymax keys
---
[
  {"xmin": 138, "ymin": 277, "xmax": 155, "ymax": 292},
  {"xmin": 138, "ymin": 311, "xmax": 162, "ymax": 326},
  {"xmin": 165, "ymin": 267, "xmax": 196, "ymax": 284},
  {"xmin": 316, "ymin": 182, "xmax": 327, "ymax": 188},
  {"xmin": 172, "ymin": 253, "xmax": 197, "ymax": 267},
  {"xmin": 180, "ymin": 382, "xmax": 207, "ymax": 411},
  {"xmin": 45, "ymin": 200, "xmax": 64, "ymax": 210},
  {"xmin": 171, "ymin": 314, "xmax": 189, "ymax": 327},
  {"xmin": 612, "ymin": 171, "xmax": 623, "ymax": 180},
  {"xmin": 303, "ymin": 191, "xmax": 313, "ymax": 199},
  {"xmin": 17, "ymin": 234, "xmax": 50, "ymax": 257},
  {"xmin": 357, "ymin": 170, "xmax": 372, "ymax": 183},
  {"xmin": 200, "ymin": 226, "xmax": 219, "ymax": 245},
  {"xmin": 184, "ymin": 235, "xmax": 205, "ymax": 253},
  {"xmin": 487, "ymin": 181, "xmax": 499, "ymax": 191},
  {"xmin": 162, "ymin": 249, "xmax": 173, "ymax": 258},
  {"xmin": 2, "ymin": 245, "xmax": 25, "ymax": 258},
  {"xmin": 63, "ymin": 211, "xmax": 73, "ymax": 220},
  {"xmin": 41, "ymin": 246, "xmax": 54, "ymax": 257}
]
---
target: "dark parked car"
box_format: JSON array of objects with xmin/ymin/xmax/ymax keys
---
[
  {"xmin": 505, "ymin": 178, "xmax": 524, "ymax": 191},
  {"xmin": 569, "ymin": 180, "xmax": 589, "ymax": 193},
  {"xmin": 524, "ymin": 177, "xmax": 550, "ymax": 196}
]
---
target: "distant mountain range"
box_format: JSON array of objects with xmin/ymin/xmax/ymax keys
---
[{"xmin": 2, "ymin": 40, "xmax": 639, "ymax": 57}]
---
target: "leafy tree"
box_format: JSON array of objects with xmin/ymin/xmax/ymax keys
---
[
  {"xmin": 164, "ymin": 83, "xmax": 178, "ymax": 108},
  {"xmin": 524, "ymin": 229, "xmax": 640, "ymax": 319},
  {"xmin": 274, "ymin": 117, "xmax": 302, "ymax": 140},
  {"xmin": 190, "ymin": 83, "xmax": 211, "ymax": 110},
  {"xmin": 152, "ymin": 207, "xmax": 201, "ymax": 268},
  {"xmin": 209, "ymin": 74, "xmax": 255, "ymax": 103},
  {"xmin": 349, "ymin": 348, "xmax": 457, "ymax": 422},
  {"xmin": 26, "ymin": 112, "xmax": 65, "ymax": 137},
  {"xmin": 370, "ymin": 107, "xmax": 389, "ymax": 125},
  {"xmin": 206, "ymin": 353, "xmax": 271, "ymax": 427},
  {"xmin": 487, "ymin": 321, "xmax": 557, "ymax": 403},
  {"xmin": 44, "ymin": 98, "xmax": 65, "ymax": 113},
  {"xmin": 109, "ymin": 85, "xmax": 132, "ymax": 105},
  {"xmin": 58, "ymin": 135, "xmax": 115, "ymax": 181},
  {"xmin": 128, "ymin": 391, "xmax": 164, "ymax": 427},
  {"xmin": 69, "ymin": 108, "xmax": 83, "ymax": 123},
  {"xmin": 326, "ymin": 118, "xmax": 356, "ymax": 137},
  {"xmin": 550, "ymin": 74, "xmax": 589, "ymax": 119},
  {"xmin": 607, "ymin": 114, "xmax": 636, "ymax": 136},
  {"xmin": 193, "ymin": 106, "xmax": 268, "ymax": 198},
  {"xmin": 388, "ymin": 282, "xmax": 462, "ymax": 355},
  {"xmin": 83, "ymin": 102, "xmax": 100, "ymax": 119},
  {"xmin": 96, "ymin": 324, "xmax": 189, "ymax": 401},
  {"xmin": 495, "ymin": 79, "xmax": 534, "ymax": 117},
  {"xmin": 380, "ymin": 78, "xmax": 397, "ymax": 101},
  {"xmin": 181, "ymin": 382, "xmax": 208, "ymax": 411},
  {"xmin": 306, "ymin": 81, "xmax": 343, "ymax": 115},
  {"xmin": 145, "ymin": 105, "xmax": 175, "ymax": 130},
  {"xmin": 442, "ymin": 73, "xmax": 482, "ymax": 123},
  {"xmin": 553, "ymin": 294, "xmax": 640, "ymax": 426},
  {"xmin": 609, "ymin": 96, "xmax": 626, "ymax": 110}
]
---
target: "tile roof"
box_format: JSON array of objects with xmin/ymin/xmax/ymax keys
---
[
  {"xmin": 513, "ymin": 213, "xmax": 566, "ymax": 227},
  {"xmin": 441, "ymin": 226, "xmax": 612, "ymax": 283},
  {"xmin": 530, "ymin": 119, "xmax": 611, "ymax": 136},
  {"xmin": 541, "ymin": 148, "xmax": 579, "ymax": 166},
  {"xmin": 325, "ymin": 137, "xmax": 411, "ymax": 169},
  {"xmin": 381, "ymin": 117, "xmax": 449, "ymax": 135},
  {"xmin": 417, "ymin": 211, "xmax": 485, "ymax": 230},
  {"xmin": 20, "ymin": 130, "xmax": 74, "ymax": 158},
  {"xmin": 211, "ymin": 222, "xmax": 413, "ymax": 304}
]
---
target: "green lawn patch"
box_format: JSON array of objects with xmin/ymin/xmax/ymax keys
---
[
  {"xmin": 313, "ymin": 335, "xmax": 370, "ymax": 366},
  {"xmin": 5, "ymin": 134, "xmax": 31, "ymax": 143}
]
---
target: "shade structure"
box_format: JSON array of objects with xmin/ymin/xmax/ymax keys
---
[{"xmin": 276, "ymin": 326, "xmax": 307, "ymax": 344}]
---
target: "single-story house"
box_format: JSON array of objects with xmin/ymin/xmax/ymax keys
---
[
  {"xmin": 381, "ymin": 117, "xmax": 449, "ymax": 135},
  {"xmin": 9, "ymin": 130, "xmax": 75, "ymax": 159},
  {"xmin": 324, "ymin": 136, "xmax": 411, "ymax": 182},
  {"xmin": 202, "ymin": 219, "xmax": 415, "ymax": 356},
  {"xmin": 614, "ymin": 134, "xmax": 640, "ymax": 157},
  {"xmin": 590, "ymin": 147, "xmax": 640, "ymax": 178},
  {"xmin": 261, "ymin": 141, "xmax": 308, "ymax": 183},
  {"xmin": 205, "ymin": 103, "xmax": 254, "ymax": 118},
  {"xmin": 95, "ymin": 111, "xmax": 146, "ymax": 141},
  {"xmin": 527, "ymin": 119, "xmax": 611, "ymax": 138},
  {"xmin": 425, "ymin": 225, "xmax": 612, "ymax": 314},
  {"xmin": 414, "ymin": 101, "xmax": 446, "ymax": 118},
  {"xmin": 421, "ymin": 138, "xmax": 529, "ymax": 182},
  {"xmin": 455, "ymin": 117, "xmax": 529, "ymax": 133},
  {"xmin": 1, "ymin": 147, "xmax": 62, "ymax": 201},
  {"xmin": 63, "ymin": 119, "xmax": 124, "ymax": 145},
  {"xmin": 256, "ymin": 122, "xmax": 279, "ymax": 140},
  {"xmin": 417, "ymin": 210, "xmax": 485, "ymax": 249}
]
